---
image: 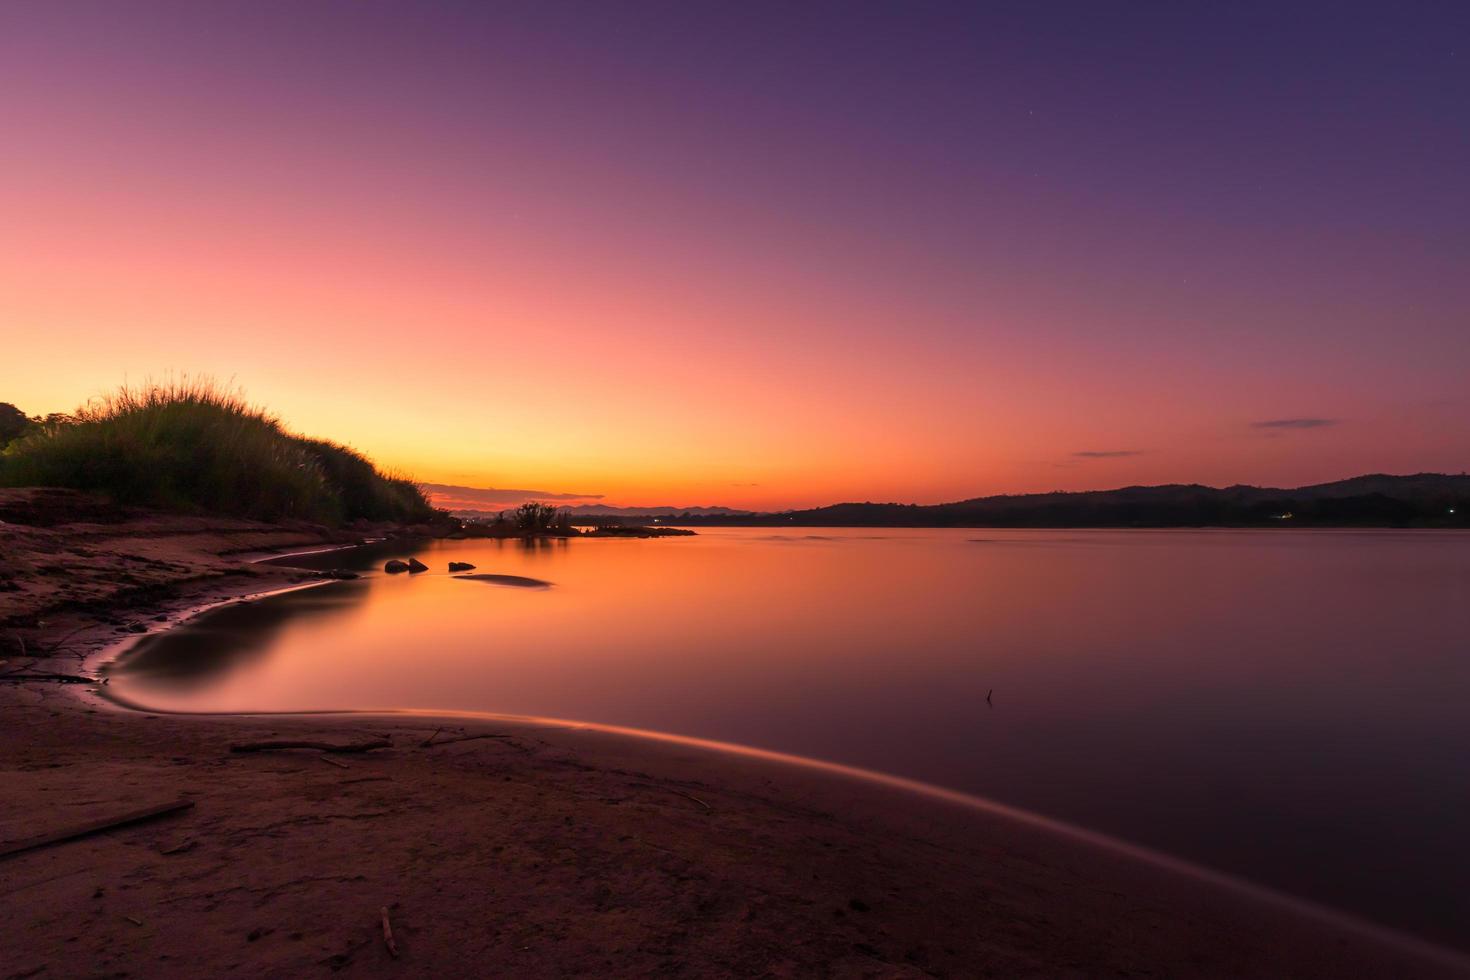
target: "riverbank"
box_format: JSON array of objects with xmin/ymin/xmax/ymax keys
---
[
  {"xmin": 2, "ymin": 495, "xmax": 1467, "ymax": 977},
  {"xmin": 0, "ymin": 487, "xmax": 387, "ymax": 639}
]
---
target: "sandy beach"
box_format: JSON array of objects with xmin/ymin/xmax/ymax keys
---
[{"xmin": 3, "ymin": 490, "xmax": 1467, "ymax": 978}]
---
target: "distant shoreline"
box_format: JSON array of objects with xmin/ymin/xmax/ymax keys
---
[
  {"xmin": 552, "ymin": 472, "xmax": 1470, "ymax": 531},
  {"xmin": 653, "ymin": 518, "xmax": 1470, "ymax": 530}
]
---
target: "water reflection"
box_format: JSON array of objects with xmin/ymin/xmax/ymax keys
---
[
  {"xmin": 111, "ymin": 582, "xmax": 366, "ymax": 690},
  {"xmin": 110, "ymin": 528, "xmax": 1470, "ymax": 949}
]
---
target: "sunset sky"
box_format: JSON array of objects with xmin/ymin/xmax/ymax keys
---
[{"xmin": 4, "ymin": 2, "xmax": 1467, "ymax": 510}]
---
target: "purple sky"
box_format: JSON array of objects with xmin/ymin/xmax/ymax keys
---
[{"xmin": 4, "ymin": 1, "xmax": 1467, "ymax": 505}]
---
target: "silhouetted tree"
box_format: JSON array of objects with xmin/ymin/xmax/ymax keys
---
[
  {"xmin": 513, "ymin": 501, "xmax": 566, "ymax": 531},
  {"xmin": 0, "ymin": 402, "xmax": 28, "ymax": 448}
]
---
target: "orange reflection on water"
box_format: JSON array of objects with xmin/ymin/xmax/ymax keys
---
[{"xmin": 110, "ymin": 527, "xmax": 1470, "ymax": 949}]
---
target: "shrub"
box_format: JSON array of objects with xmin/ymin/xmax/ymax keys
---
[
  {"xmin": 0, "ymin": 380, "xmax": 436, "ymax": 525},
  {"xmin": 512, "ymin": 501, "xmax": 569, "ymax": 532},
  {"xmin": 0, "ymin": 402, "xmax": 29, "ymax": 448}
]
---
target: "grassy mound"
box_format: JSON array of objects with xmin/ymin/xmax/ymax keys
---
[{"xmin": 0, "ymin": 382, "xmax": 435, "ymax": 525}]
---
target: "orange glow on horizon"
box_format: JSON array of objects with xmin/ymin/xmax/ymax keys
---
[{"xmin": 5, "ymin": 3, "xmax": 1466, "ymax": 510}]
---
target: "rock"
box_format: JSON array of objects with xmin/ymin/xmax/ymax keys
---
[
  {"xmin": 384, "ymin": 560, "xmax": 410, "ymax": 574},
  {"xmin": 448, "ymin": 561, "xmax": 476, "ymax": 572},
  {"xmin": 319, "ymin": 569, "xmax": 361, "ymax": 580},
  {"xmin": 406, "ymin": 558, "xmax": 429, "ymax": 573},
  {"xmin": 453, "ymin": 573, "xmax": 552, "ymax": 589}
]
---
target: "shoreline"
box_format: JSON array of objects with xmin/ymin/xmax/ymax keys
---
[{"xmin": 4, "ymin": 501, "xmax": 1469, "ymax": 976}]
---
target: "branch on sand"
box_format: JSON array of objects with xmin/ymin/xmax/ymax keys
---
[
  {"xmin": 380, "ymin": 906, "xmax": 399, "ymax": 958},
  {"xmin": 0, "ymin": 671, "xmax": 94, "ymax": 684},
  {"xmin": 631, "ymin": 783, "xmax": 712, "ymax": 810},
  {"xmin": 0, "ymin": 800, "xmax": 195, "ymax": 861},
  {"xmin": 230, "ymin": 739, "xmax": 391, "ymax": 755},
  {"xmin": 419, "ymin": 732, "xmax": 510, "ymax": 748}
]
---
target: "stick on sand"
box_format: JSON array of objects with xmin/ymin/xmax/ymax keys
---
[
  {"xmin": 230, "ymin": 739, "xmax": 390, "ymax": 754},
  {"xmin": 381, "ymin": 906, "xmax": 399, "ymax": 958},
  {"xmin": 0, "ymin": 800, "xmax": 195, "ymax": 860}
]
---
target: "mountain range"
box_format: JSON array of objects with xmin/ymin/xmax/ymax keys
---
[{"xmin": 668, "ymin": 474, "xmax": 1470, "ymax": 528}]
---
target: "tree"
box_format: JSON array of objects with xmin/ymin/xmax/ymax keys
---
[
  {"xmin": 513, "ymin": 501, "xmax": 566, "ymax": 531},
  {"xmin": 0, "ymin": 402, "xmax": 28, "ymax": 448}
]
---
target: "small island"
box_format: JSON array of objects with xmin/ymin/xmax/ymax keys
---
[
  {"xmin": 581, "ymin": 525, "xmax": 696, "ymax": 538},
  {"xmin": 448, "ymin": 503, "xmax": 695, "ymax": 539}
]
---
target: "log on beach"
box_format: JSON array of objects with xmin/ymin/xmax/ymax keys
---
[
  {"xmin": 229, "ymin": 739, "xmax": 391, "ymax": 755},
  {"xmin": 0, "ymin": 800, "xmax": 195, "ymax": 861}
]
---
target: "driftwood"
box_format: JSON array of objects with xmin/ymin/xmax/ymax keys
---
[
  {"xmin": 230, "ymin": 739, "xmax": 390, "ymax": 755},
  {"xmin": 380, "ymin": 906, "xmax": 399, "ymax": 958},
  {"xmin": 317, "ymin": 755, "xmax": 350, "ymax": 769},
  {"xmin": 0, "ymin": 670, "xmax": 94, "ymax": 684},
  {"xmin": 667, "ymin": 789, "xmax": 711, "ymax": 810},
  {"xmin": 631, "ymin": 783, "xmax": 711, "ymax": 810},
  {"xmin": 0, "ymin": 799, "xmax": 195, "ymax": 861},
  {"xmin": 420, "ymin": 732, "xmax": 508, "ymax": 748}
]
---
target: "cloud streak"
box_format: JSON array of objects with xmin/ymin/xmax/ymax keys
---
[
  {"xmin": 420, "ymin": 483, "xmax": 604, "ymax": 510},
  {"xmin": 1072, "ymin": 450, "xmax": 1144, "ymax": 459},
  {"xmin": 1251, "ymin": 418, "xmax": 1339, "ymax": 430}
]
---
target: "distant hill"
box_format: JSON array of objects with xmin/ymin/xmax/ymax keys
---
[{"xmin": 675, "ymin": 474, "xmax": 1470, "ymax": 528}]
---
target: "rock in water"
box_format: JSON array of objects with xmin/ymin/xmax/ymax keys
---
[
  {"xmin": 453, "ymin": 573, "xmax": 552, "ymax": 589},
  {"xmin": 407, "ymin": 558, "xmax": 429, "ymax": 573},
  {"xmin": 384, "ymin": 559, "xmax": 410, "ymax": 574},
  {"xmin": 448, "ymin": 561, "xmax": 476, "ymax": 572}
]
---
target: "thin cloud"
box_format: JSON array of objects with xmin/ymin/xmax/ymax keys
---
[
  {"xmin": 419, "ymin": 483, "xmax": 604, "ymax": 510},
  {"xmin": 1251, "ymin": 418, "xmax": 1339, "ymax": 430},
  {"xmin": 1072, "ymin": 450, "xmax": 1144, "ymax": 459},
  {"xmin": 419, "ymin": 483, "xmax": 602, "ymax": 502}
]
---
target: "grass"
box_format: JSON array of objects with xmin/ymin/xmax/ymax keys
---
[{"xmin": 0, "ymin": 381, "xmax": 436, "ymax": 525}]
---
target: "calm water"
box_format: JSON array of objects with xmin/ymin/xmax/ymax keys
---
[{"xmin": 110, "ymin": 528, "xmax": 1470, "ymax": 946}]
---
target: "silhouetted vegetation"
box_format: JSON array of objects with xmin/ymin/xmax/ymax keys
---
[
  {"xmin": 674, "ymin": 475, "xmax": 1470, "ymax": 529},
  {"xmin": 0, "ymin": 382, "xmax": 436, "ymax": 525},
  {"xmin": 512, "ymin": 501, "xmax": 572, "ymax": 533},
  {"xmin": 452, "ymin": 502, "xmax": 581, "ymax": 538},
  {"xmin": 0, "ymin": 403, "xmax": 29, "ymax": 448},
  {"xmin": 583, "ymin": 525, "xmax": 696, "ymax": 537}
]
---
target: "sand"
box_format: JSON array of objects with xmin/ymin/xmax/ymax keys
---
[{"xmin": 2, "ymin": 489, "xmax": 1467, "ymax": 978}]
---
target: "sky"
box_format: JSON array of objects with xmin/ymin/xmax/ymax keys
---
[{"xmin": 3, "ymin": 1, "xmax": 1467, "ymax": 510}]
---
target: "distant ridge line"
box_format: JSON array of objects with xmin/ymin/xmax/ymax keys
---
[{"xmin": 669, "ymin": 473, "xmax": 1470, "ymax": 529}]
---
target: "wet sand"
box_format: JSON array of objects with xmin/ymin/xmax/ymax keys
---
[{"xmin": 2, "ymin": 491, "xmax": 1467, "ymax": 977}]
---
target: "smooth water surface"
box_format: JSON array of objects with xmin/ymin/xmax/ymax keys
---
[{"xmin": 111, "ymin": 528, "xmax": 1470, "ymax": 946}]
